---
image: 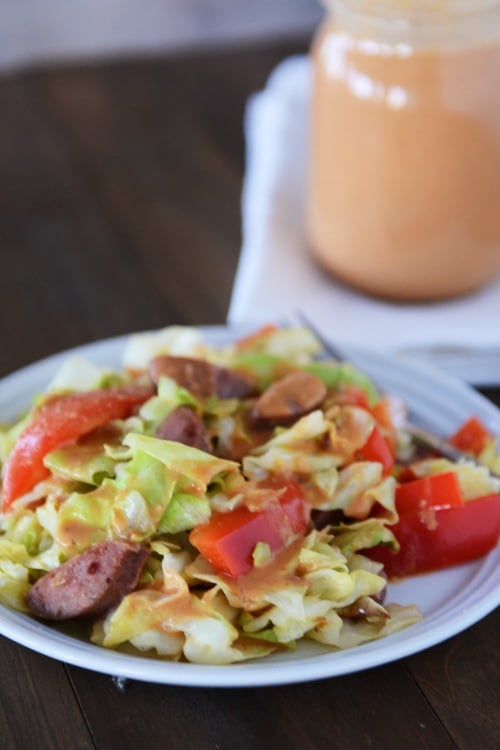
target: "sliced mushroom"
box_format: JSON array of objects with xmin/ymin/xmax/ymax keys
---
[{"xmin": 251, "ymin": 371, "xmax": 327, "ymax": 426}]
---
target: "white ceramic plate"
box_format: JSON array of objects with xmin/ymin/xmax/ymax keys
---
[{"xmin": 0, "ymin": 327, "xmax": 499, "ymax": 687}]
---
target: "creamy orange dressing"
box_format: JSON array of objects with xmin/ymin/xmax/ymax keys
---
[
  {"xmin": 225, "ymin": 538, "xmax": 307, "ymax": 611},
  {"xmin": 308, "ymin": 0, "xmax": 500, "ymax": 300},
  {"xmin": 58, "ymin": 519, "xmax": 102, "ymax": 549}
]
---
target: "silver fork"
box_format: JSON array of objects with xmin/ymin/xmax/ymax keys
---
[{"xmin": 296, "ymin": 311, "xmax": 500, "ymax": 477}]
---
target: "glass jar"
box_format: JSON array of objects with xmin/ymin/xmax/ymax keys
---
[{"xmin": 307, "ymin": 0, "xmax": 500, "ymax": 300}]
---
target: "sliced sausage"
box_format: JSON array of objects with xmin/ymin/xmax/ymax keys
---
[
  {"xmin": 25, "ymin": 541, "xmax": 149, "ymax": 621},
  {"xmin": 251, "ymin": 371, "xmax": 327, "ymax": 426},
  {"xmin": 155, "ymin": 405, "xmax": 211, "ymax": 452},
  {"xmin": 148, "ymin": 356, "xmax": 255, "ymax": 400},
  {"xmin": 214, "ymin": 366, "xmax": 256, "ymax": 399}
]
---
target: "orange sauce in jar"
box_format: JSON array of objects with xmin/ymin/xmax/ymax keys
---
[{"xmin": 307, "ymin": 0, "xmax": 500, "ymax": 300}]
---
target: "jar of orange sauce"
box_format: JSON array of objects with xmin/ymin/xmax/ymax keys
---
[{"xmin": 307, "ymin": 0, "xmax": 500, "ymax": 300}]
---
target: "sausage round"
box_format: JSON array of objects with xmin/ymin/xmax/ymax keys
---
[
  {"xmin": 148, "ymin": 356, "xmax": 255, "ymax": 400},
  {"xmin": 155, "ymin": 405, "xmax": 211, "ymax": 452},
  {"xmin": 25, "ymin": 541, "xmax": 149, "ymax": 621}
]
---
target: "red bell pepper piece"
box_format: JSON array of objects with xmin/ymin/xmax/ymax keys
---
[
  {"xmin": 370, "ymin": 398, "xmax": 398, "ymax": 453},
  {"xmin": 355, "ymin": 425, "xmax": 394, "ymax": 475},
  {"xmin": 367, "ymin": 494, "xmax": 500, "ymax": 579},
  {"xmin": 330, "ymin": 389, "xmax": 398, "ymax": 458},
  {"xmin": 449, "ymin": 416, "xmax": 491, "ymax": 456},
  {"xmin": 235, "ymin": 324, "xmax": 279, "ymax": 351},
  {"xmin": 1, "ymin": 383, "xmax": 153, "ymax": 511},
  {"xmin": 395, "ymin": 472, "xmax": 464, "ymax": 516},
  {"xmin": 330, "ymin": 384, "xmax": 370, "ymax": 409},
  {"xmin": 189, "ymin": 480, "xmax": 309, "ymax": 578}
]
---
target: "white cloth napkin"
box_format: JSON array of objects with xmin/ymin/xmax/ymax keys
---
[{"xmin": 228, "ymin": 55, "xmax": 500, "ymax": 386}]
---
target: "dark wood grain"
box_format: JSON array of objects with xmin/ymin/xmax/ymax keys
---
[
  {"xmin": 0, "ymin": 38, "xmax": 498, "ymax": 750},
  {"xmin": 406, "ymin": 607, "xmax": 500, "ymax": 750},
  {"xmin": 0, "ymin": 641, "xmax": 94, "ymax": 750},
  {"xmin": 0, "ymin": 40, "xmax": 305, "ymax": 380},
  {"xmin": 0, "ymin": 75, "xmax": 171, "ymax": 378},
  {"xmin": 25, "ymin": 42, "xmax": 301, "ymax": 333},
  {"xmin": 67, "ymin": 659, "xmax": 456, "ymax": 750}
]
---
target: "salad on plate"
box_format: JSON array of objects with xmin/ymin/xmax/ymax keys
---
[{"xmin": 0, "ymin": 324, "xmax": 499, "ymax": 666}]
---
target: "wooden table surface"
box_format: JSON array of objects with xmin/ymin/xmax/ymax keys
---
[{"xmin": 0, "ymin": 38, "xmax": 498, "ymax": 750}]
